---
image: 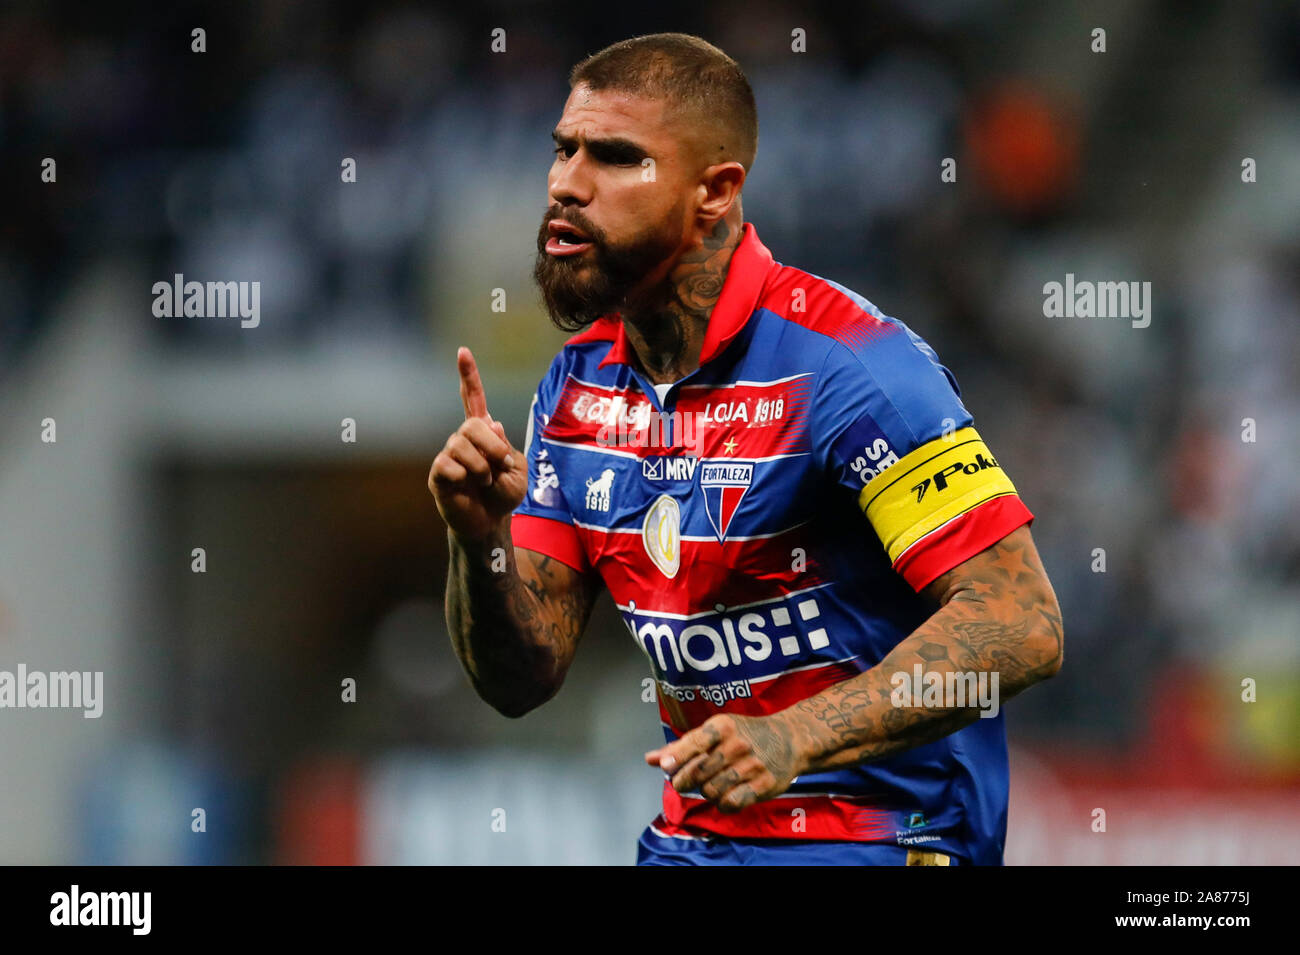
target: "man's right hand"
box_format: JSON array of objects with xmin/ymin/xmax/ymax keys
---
[
  {"xmin": 428, "ymin": 346, "xmax": 527, "ymax": 541},
  {"xmin": 435, "ymin": 347, "xmax": 602, "ymax": 718}
]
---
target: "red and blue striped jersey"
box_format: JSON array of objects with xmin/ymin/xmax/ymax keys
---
[{"xmin": 511, "ymin": 224, "xmax": 1033, "ymax": 863}]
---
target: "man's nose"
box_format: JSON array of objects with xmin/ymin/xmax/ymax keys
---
[{"xmin": 549, "ymin": 153, "xmax": 593, "ymax": 206}]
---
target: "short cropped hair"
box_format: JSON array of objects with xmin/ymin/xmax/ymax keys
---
[{"xmin": 569, "ymin": 33, "xmax": 758, "ymax": 172}]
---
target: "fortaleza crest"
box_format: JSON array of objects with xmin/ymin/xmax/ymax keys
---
[{"xmin": 699, "ymin": 460, "xmax": 753, "ymax": 543}]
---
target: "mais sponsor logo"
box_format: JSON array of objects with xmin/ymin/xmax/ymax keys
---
[{"xmin": 626, "ymin": 595, "xmax": 830, "ymax": 677}]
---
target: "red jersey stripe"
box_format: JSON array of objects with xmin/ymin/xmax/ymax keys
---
[
  {"xmin": 893, "ymin": 494, "xmax": 1034, "ymax": 592},
  {"xmin": 510, "ymin": 513, "xmax": 590, "ymax": 573},
  {"xmin": 659, "ymin": 789, "xmax": 897, "ymax": 842}
]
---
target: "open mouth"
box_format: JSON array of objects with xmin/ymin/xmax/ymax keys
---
[{"xmin": 545, "ymin": 220, "xmax": 594, "ymax": 256}]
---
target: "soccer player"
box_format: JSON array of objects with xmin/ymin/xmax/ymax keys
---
[{"xmin": 429, "ymin": 33, "xmax": 1063, "ymax": 865}]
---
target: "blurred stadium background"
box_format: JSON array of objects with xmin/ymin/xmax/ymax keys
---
[{"xmin": 1, "ymin": 0, "xmax": 1298, "ymax": 864}]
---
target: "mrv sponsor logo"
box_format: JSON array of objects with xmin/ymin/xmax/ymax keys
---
[
  {"xmin": 152, "ymin": 273, "xmax": 260, "ymax": 328},
  {"xmin": 626, "ymin": 594, "xmax": 830, "ymax": 676},
  {"xmin": 50, "ymin": 885, "xmax": 151, "ymax": 935},
  {"xmin": 642, "ymin": 455, "xmax": 698, "ymax": 483},
  {"xmin": 890, "ymin": 664, "xmax": 1000, "ymax": 718}
]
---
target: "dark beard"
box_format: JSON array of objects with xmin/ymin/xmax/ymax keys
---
[{"xmin": 532, "ymin": 206, "xmax": 681, "ymax": 332}]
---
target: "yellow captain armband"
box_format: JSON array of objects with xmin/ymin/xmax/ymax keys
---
[{"xmin": 858, "ymin": 427, "xmax": 1021, "ymax": 565}]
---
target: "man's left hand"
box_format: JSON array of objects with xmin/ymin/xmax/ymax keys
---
[{"xmin": 643, "ymin": 713, "xmax": 805, "ymax": 813}]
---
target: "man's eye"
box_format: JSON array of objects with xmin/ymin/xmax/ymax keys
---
[{"xmin": 554, "ymin": 146, "xmax": 572, "ymax": 160}]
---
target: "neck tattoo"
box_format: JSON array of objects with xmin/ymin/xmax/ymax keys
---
[{"xmin": 622, "ymin": 219, "xmax": 741, "ymax": 386}]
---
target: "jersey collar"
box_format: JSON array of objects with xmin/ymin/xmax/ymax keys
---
[{"xmin": 597, "ymin": 222, "xmax": 775, "ymax": 370}]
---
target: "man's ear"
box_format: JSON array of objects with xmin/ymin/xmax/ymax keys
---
[{"xmin": 696, "ymin": 161, "xmax": 746, "ymax": 226}]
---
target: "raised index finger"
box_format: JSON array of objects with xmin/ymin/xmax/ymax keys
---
[{"xmin": 457, "ymin": 346, "xmax": 490, "ymax": 421}]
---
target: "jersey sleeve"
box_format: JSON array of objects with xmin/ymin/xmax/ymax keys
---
[
  {"xmin": 510, "ymin": 357, "xmax": 590, "ymax": 573},
  {"xmin": 816, "ymin": 323, "xmax": 1033, "ymax": 593}
]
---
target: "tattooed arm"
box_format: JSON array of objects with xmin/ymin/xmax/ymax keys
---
[
  {"xmin": 782, "ymin": 522, "xmax": 1062, "ymax": 772},
  {"xmin": 431, "ymin": 346, "xmax": 602, "ymax": 718},
  {"xmin": 446, "ymin": 535, "xmax": 601, "ymax": 718},
  {"xmin": 646, "ymin": 523, "xmax": 1063, "ymax": 811}
]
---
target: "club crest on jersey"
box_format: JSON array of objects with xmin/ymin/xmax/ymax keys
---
[
  {"xmin": 642, "ymin": 494, "xmax": 680, "ymax": 578},
  {"xmin": 585, "ymin": 468, "xmax": 615, "ymax": 512},
  {"xmin": 699, "ymin": 460, "xmax": 753, "ymax": 543}
]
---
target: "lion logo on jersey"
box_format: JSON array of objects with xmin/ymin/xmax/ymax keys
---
[{"xmin": 584, "ymin": 468, "xmax": 616, "ymax": 512}]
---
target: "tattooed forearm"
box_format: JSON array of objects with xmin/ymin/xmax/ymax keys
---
[
  {"xmin": 446, "ymin": 528, "xmax": 599, "ymax": 717},
  {"xmin": 779, "ymin": 525, "xmax": 1064, "ymax": 773}
]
